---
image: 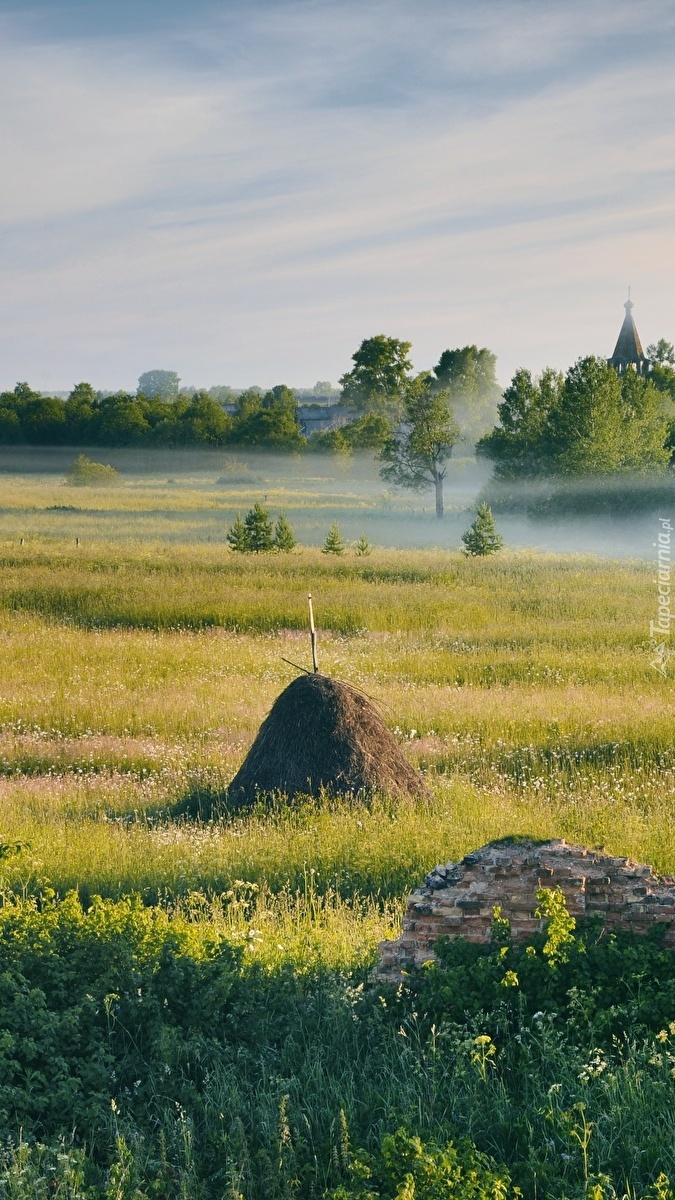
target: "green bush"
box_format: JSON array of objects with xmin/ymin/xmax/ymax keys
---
[
  {"xmin": 324, "ymin": 1127, "xmax": 520, "ymax": 1198},
  {"xmin": 65, "ymin": 455, "xmax": 121, "ymax": 487},
  {"xmin": 461, "ymin": 504, "xmax": 503, "ymax": 556}
]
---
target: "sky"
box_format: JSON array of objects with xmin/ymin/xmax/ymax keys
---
[{"xmin": 1, "ymin": 0, "xmax": 674, "ymax": 393}]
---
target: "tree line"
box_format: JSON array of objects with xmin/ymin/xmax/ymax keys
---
[
  {"xmin": 3, "ymin": 334, "xmax": 674, "ymax": 520},
  {"xmin": 0, "ymin": 381, "xmax": 308, "ymax": 451}
]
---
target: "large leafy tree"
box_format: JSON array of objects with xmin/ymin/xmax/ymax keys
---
[
  {"xmin": 476, "ymin": 368, "xmax": 562, "ymax": 479},
  {"xmin": 379, "ymin": 373, "xmax": 460, "ymax": 518},
  {"xmin": 478, "ymin": 357, "xmax": 671, "ymax": 478},
  {"xmin": 137, "ymin": 370, "xmax": 181, "ymax": 400},
  {"xmin": 340, "ymin": 335, "xmax": 413, "ymax": 422},
  {"xmin": 433, "ymin": 345, "xmax": 502, "ymax": 445}
]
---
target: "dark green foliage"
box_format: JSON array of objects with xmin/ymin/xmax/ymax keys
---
[
  {"xmin": 323, "ymin": 522, "xmax": 345, "ymax": 555},
  {"xmin": 1, "ymin": 893, "xmax": 675, "ymax": 1196},
  {"xmin": 274, "ymin": 512, "xmax": 297, "ymax": 551},
  {"xmin": 478, "ymin": 357, "xmax": 671, "ymax": 478},
  {"xmin": 226, "ymin": 513, "xmax": 249, "ymax": 552},
  {"xmin": 0, "ymin": 380, "xmax": 309, "ymax": 450},
  {"xmin": 229, "ymin": 385, "xmax": 307, "ymax": 450},
  {"xmin": 244, "ymin": 503, "xmax": 275, "ymax": 552},
  {"xmin": 461, "ymin": 504, "xmax": 503, "ymax": 556}
]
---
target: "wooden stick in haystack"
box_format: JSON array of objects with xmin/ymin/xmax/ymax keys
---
[{"xmin": 308, "ymin": 593, "xmax": 318, "ymax": 672}]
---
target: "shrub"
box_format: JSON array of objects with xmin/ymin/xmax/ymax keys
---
[
  {"xmin": 227, "ymin": 513, "xmax": 249, "ymax": 551},
  {"xmin": 274, "ymin": 513, "xmax": 297, "ymax": 551},
  {"xmin": 64, "ymin": 454, "xmax": 121, "ymax": 487},
  {"xmin": 244, "ymin": 502, "xmax": 274, "ymax": 552},
  {"xmin": 324, "ymin": 1126, "xmax": 520, "ymax": 1199},
  {"xmin": 461, "ymin": 504, "xmax": 503, "ymax": 556},
  {"xmin": 323, "ymin": 522, "xmax": 345, "ymax": 555}
]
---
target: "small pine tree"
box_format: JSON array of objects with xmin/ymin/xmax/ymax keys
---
[
  {"xmin": 461, "ymin": 503, "xmax": 503, "ymax": 556},
  {"xmin": 227, "ymin": 513, "xmax": 250, "ymax": 552},
  {"xmin": 354, "ymin": 534, "xmax": 371, "ymax": 557},
  {"xmin": 322, "ymin": 522, "xmax": 345, "ymax": 555},
  {"xmin": 244, "ymin": 503, "xmax": 274, "ymax": 553},
  {"xmin": 274, "ymin": 512, "xmax": 296, "ymax": 551}
]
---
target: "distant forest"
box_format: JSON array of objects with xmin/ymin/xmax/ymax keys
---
[{"xmin": 2, "ymin": 338, "xmax": 675, "ymax": 480}]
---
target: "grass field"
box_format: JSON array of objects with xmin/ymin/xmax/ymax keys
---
[{"xmin": 0, "ymin": 469, "xmax": 673, "ymax": 1198}]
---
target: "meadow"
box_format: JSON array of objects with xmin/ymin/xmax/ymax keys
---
[{"xmin": 0, "ymin": 463, "xmax": 672, "ymax": 1198}]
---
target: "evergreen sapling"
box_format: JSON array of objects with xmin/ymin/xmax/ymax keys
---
[
  {"xmin": 354, "ymin": 534, "xmax": 372, "ymax": 557},
  {"xmin": 461, "ymin": 503, "xmax": 503, "ymax": 556},
  {"xmin": 244, "ymin": 503, "xmax": 274, "ymax": 553},
  {"xmin": 323, "ymin": 522, "xmax": 345, "ymax": 555},
  {"xmin": 227, "ymin": 513, "xmax": 249, "ymax": 552},
  {"xmin": 274, "ymin": 513, "xmax": 297, "ymax": 551}
]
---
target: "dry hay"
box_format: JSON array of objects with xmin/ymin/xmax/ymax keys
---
[{"xmin": 228, "ymin": 672, "xmax": 428, "ymax": 803}]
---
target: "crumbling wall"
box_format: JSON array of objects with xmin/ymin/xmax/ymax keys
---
[{"xmin": 377, "ymin": 838, "xmax": 675, "ymax": 982}]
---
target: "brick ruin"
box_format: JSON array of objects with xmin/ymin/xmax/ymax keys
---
[{"xmin": 376, "ymin": 838, "xmax": 675, "ymax": 982}]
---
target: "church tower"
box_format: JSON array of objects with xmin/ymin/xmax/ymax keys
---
[{"xmin": 608, "ymin": 296, "xmax": 648, "ymax": 375}]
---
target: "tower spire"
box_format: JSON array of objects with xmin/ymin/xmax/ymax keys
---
[{"xmin": 608, "ymin": 294, "xmax": 646, "ymax": 375}]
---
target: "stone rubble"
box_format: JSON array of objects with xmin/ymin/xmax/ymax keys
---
[{"xmin": 376, "ymin": 838, "xmax": 675, "ymax": 982}]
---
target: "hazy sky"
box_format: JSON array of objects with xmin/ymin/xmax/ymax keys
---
[{"xmin": 1, "ymin": 0, "xmax": 674, "ymax": 392}]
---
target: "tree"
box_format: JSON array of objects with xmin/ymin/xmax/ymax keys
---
[
  {"xmin": 461, "ymin": 503, "xmax": 503, "ymax": 556},
  {"xmin": 647, "ymin": 339, "xmax": 675, "ymax": 367},
  {"xmin": 476, "ymin": 368, "xmax": 563, "ymax": 479},
  {"xmin": 433, "ymin": 345, "xmax": 502, "ymax": 445},
  {"xmin": 176, "ymin": 393, "xmax": 230, "ymax": 446},
  {"xmin": 229, "ymin": 386, "xmax": 307, "ymax": 450},
  {"xmin": 92, "ymin": 394, "xmax": 150, "ymax": 446},
  {"xmin": 20, "ymin": 395, "xmax": 67, "ymax": 445},
  {"xmin": 549, "ymin": 358, "xmax": 669, "ymax": 475},
  {"xmin": 227, "ymin": 514, "xmax": 249, "ymax": 552},
  {"xmin": 478, "ymin": 358, "xmax": 671, "ymax": 478},
  {"xmin": 274, "ymin": 513, "xmax": 297, "ymax": 551},
  {"xmin": 322, "ymin": 522, "xmax": 345, "ymax": 554},
  {"xmin": 243, "ymin": 503, "xmax": 274, "ymax": 552},
  {"xmin": 339, "ymin": 335, "xmax": 413, "ymax": 421},
  {"xmin": 354, "ymin": 534, "xmax": 371, "ymax": 556},
  {"xmin": 379, "ymin": 373, "xmax": 460, "ymax": 518},
  {"xmin": 137, "ymin": 370, "xmax": 181, "ymax": 400},
  {"xmin": 65, "ymin": 383, "xmax": 97, "ymax": 442}
]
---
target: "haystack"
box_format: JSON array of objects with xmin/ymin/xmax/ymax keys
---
[{"xmin": 228, "ymin": 672, "xmax": 427, "ymax": 802}]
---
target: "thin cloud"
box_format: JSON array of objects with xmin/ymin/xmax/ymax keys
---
[{"xmin": 0, "ymin": 0, "xmax": 673, "ymax": 389}]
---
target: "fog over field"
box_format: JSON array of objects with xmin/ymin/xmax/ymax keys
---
[{"xmin": 0, "ymin": 445, "xmax": 670, "ymax": 560}]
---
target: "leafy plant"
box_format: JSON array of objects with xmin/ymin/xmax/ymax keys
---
[
  {"xmin": 354, "ymin": 535, "xmax": 372, "ymax": 557},
  {"xmin": 324, "ymin": 1126, "xmax": 520, "ymax": 1199},
  {"xmin": 65, "ymin": 455, "xmax": 121, "ymax": 487}
]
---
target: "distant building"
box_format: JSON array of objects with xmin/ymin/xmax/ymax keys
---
[
  {"xmin": 296, "ymin": 402, "xmax": 350, "ymax": 436},
  {"xmin": 608, "ymin": 297, "xmax": 648, "ymax": 375}
]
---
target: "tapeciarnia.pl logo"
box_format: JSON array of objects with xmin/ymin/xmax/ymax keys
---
[{"xmin": 649, "ymin": 516, "xmax": 672, "ymax": 677}]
